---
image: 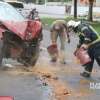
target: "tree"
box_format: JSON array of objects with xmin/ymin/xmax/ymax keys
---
[
  {"xmin": 74, "ymin": 0, "xmax": 77, "ymax": 19},
  {"xmin": 88, "ymin": 0, "xmax": 94, "ymax": 21}
]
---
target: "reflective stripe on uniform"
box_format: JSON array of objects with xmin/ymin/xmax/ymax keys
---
[
  {"xmin": 89, "ymin": 25, "xmax": 100, "ymax": 39},
  {"xmin": 85, "ymin": 38, "xmax": 91, "ymax": 41},
  {"xmin": 81, "ymin": 26, "xmax": 88, "ymax": 31},
  {"xmin": 77, "ymin": 32, "xmax": 85, "ymax": 36},
  {"xmin": 84, "ymin": 70, "xmax": 91, "ymax": 74}
]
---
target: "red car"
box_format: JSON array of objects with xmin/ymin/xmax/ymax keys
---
[{"xmin": 0, "ymin": 1, "xmax": 43, "ymax": 67}]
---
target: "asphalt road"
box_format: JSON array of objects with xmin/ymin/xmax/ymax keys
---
[
  {"xmin": 0, "ymin": 29, "xmax": 100, "ymax": 100},
  {"xmin": 0, "ymin": 71, "xmax": 51, "ymax": 100}
]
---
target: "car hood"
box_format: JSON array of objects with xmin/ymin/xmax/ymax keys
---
[
  {"xmin": 2, "ymin": 19, "xmax": 42, "ymax": 40},
  {"xmin": 2, "ymin": 20, "xmax": 28, "ymax": 39},
  {"xmin": 0, "ymin": 2, "xmax": 42, "ymax": 40}
]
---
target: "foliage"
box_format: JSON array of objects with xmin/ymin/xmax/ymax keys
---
[
  {"xmin": 91, "ymin": 21, "xmax": 100, "ymax": 33},
  {"xmin": 41, "ymin": 17, "xmax": 73, "ymax": 26},
  {"xmin": 41, "ymin": 17, "xmax": 100, "ymax": 32}
]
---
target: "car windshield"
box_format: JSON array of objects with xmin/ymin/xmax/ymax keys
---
[{"xmin": 0, "ymin": 2, "xmax": 25, "ymax": 21}]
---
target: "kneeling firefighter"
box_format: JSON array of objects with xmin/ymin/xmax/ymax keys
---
[{"xmin": 67, "ymin": 20, "xmax": 100, "ymax": 78}]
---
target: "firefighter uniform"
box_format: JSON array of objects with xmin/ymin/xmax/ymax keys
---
[
  {"xmin": 50, "ymin": 20, "xmax": 70, "ymax": 64},
  {"xmin": 75, "ymin": 23, "xmax": 100, "ymax": 77}
]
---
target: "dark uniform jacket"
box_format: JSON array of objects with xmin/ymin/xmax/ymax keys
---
[{"xmin": 75, "ymin": 23, "xmax": 100, "ymax": 48}]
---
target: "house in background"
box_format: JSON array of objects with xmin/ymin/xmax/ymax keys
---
[
  {"xmin": 78, "ymin": 0, "xmax": 100, "ymax": 18},
  {"xmin": 95, "ymin": 0, "xmax": 100, "ymax": 6},
  {"xmin": 79, "ymin": 0, "xmax": 100, "ymax": 6}
]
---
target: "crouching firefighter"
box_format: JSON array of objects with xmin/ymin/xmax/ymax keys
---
[
  {"xmin": 67, "ymin": 20, "xmax": 100, "ymax": 78},
  {"xmin": 49, "ymin": 20, "xmax": 70, "ymax": 64}
]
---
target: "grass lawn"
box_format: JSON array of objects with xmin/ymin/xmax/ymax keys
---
[
  {"xmin": 41, "ymin": 17, "xmax": 73, "ymax": 26},
  {"xmin": 91, "ymin": 22, "xmax": 100, "ymax": 33},
  {"xmin": 41, "ymin": 17, "xmax": 100, "ymax": 33}
]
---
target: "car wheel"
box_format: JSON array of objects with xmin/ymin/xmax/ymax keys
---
[
  {"xmin": 0, "ymin": 40, "xmax": 4, "ymax": 67},
  {"xmin": 30, "ymin": 45, "xmax": 39, "ymax": 66}
]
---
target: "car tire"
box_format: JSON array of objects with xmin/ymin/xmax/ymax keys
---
[
  {"xmin": 30, "ymin": 45, "xmax": 39, "ymax": 66},
  {"xmin": 0, "ymin": 40, "xmax": 4, "ymax": 67}
]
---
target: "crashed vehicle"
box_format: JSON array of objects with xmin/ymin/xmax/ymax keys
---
[
  {"xmin": 6, "ymin": 1, "xmax": 24, "ymax": 8},
  {"xmin": 0, "ymin": 2, "xmax": 42, "ymax": 67},
  {"xmin": 6, "ymin": 1, "xmax": 24, "ymax": 13}
]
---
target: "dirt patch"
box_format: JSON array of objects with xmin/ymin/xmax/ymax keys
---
[
  {"xmin": 0, "ymin": 63, "xmax": 71, "ymax": 100},
  {"xmin": 47, "ymin": 78, "xmax": 71, "ymax": 100},
  {"xmin": 31, "ymin": 64, "xmax": 71, "ymax": 100}
]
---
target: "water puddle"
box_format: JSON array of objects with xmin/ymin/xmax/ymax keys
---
[{"xmin": 42, "ymin": 85, "xmax": 54, "ymax": 100}]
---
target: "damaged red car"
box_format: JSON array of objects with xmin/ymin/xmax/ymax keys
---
[{"xmin": 0, "ymin": 1, "xmax": 43, "ymax": 67}]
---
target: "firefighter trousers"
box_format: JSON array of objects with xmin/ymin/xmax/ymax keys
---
[{"xmin": 84, "ymin": 42, "xmax": 100, "ymax": 72}]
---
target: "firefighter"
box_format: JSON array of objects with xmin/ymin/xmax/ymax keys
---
[
  {"xmin": 67, "ymin": 20, "xmax": 100, "ymax": 77},
  {"xmin": 50, "ymin": 20, "xmax": 70, "ymax": 64}
]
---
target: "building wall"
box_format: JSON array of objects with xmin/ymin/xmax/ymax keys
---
[
  {"xmin": 79, "ymin": 0, "xmax": 100, "ymax": 6},
  {"xmin": 95, "ymin": 0, "xmax": 100, "ymax": 6}
]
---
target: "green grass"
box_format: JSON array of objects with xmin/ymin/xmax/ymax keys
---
[
  {"xmin": 41, "ymin": 17, "xmax": 73, "ymax": 26},
  {"xmin": 41, "ymin": 17, "xmax": 58, "ymax": 26},
  {"xmin": 91, "ymin": 22, "xmax": 100, "ymax": 33},
  {"xmin": 41, "ymin": 17, "xmax": 100, "ymax": 32}
]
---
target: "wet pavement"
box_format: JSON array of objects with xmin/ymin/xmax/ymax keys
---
[
  {"xmin": 39, "ymin": 29, "xmax": 100, "ymax": 100},
  {"xmin": 0, "ymin": 71, "xmax": 53, "ymax": 100},
  {"xmin": 0, "ymin": 29, "xmax": 100, "ymax": 100}
]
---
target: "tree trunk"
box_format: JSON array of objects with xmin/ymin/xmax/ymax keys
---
[
  {"xmin": 36, "ymin": 0, "xmax": 39, "ymax": 4},
  {"xmin": 88, "ymin": 0, "xmax": 94, "ymax": 21},
  {"xmin": 74, "ymin": 0, "xmax": 77, "ymax": 19}
]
